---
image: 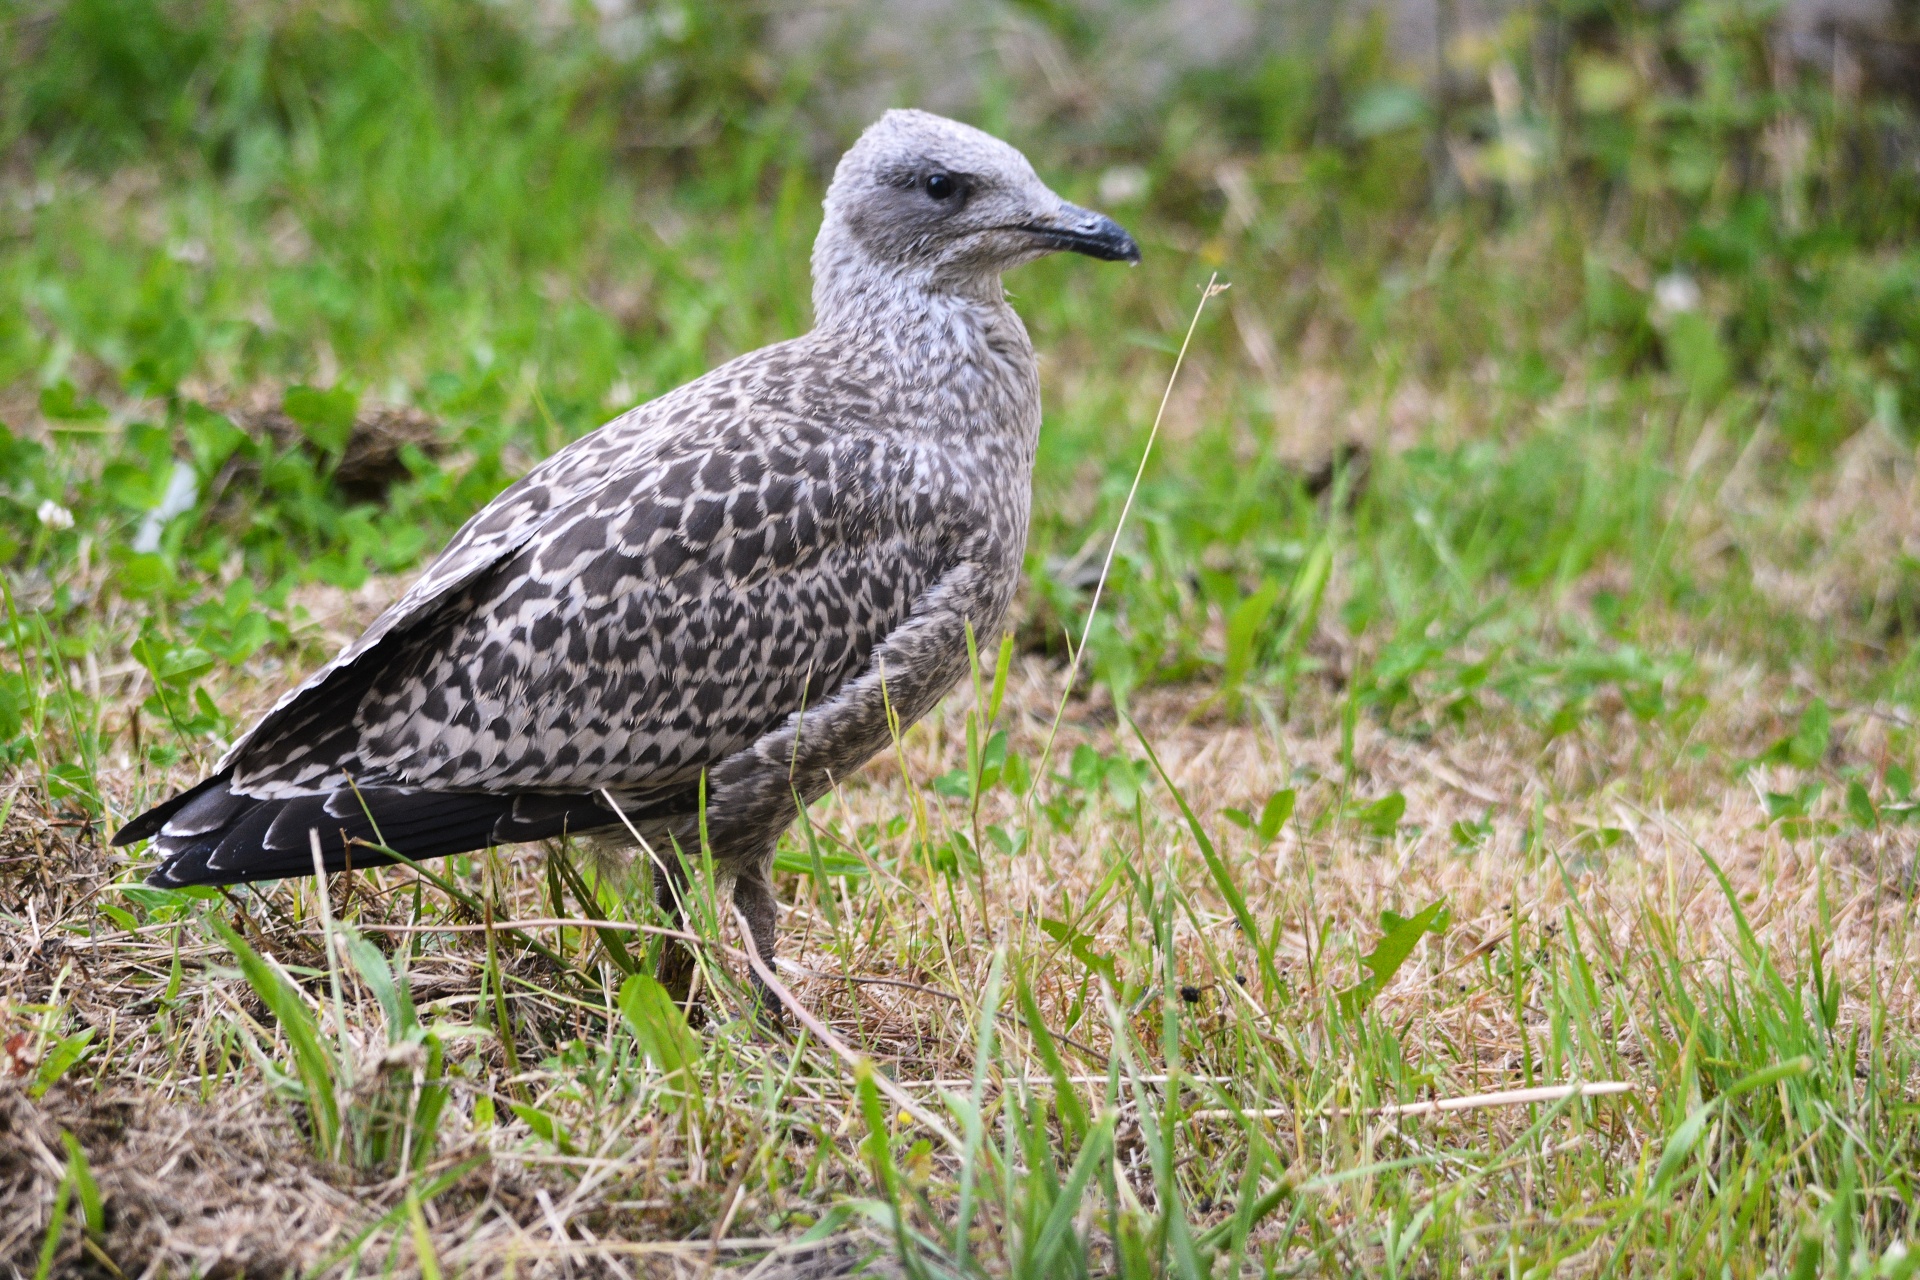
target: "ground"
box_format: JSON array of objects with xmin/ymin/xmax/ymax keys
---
[{"xmin": 5, "ymin": 521, "xmax": 1918, "ymax": 1275}]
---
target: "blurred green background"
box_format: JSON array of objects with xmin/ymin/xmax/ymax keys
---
[{"xmin": 4, "ymin": 0, "xmax": 1920, "ymax": 802}]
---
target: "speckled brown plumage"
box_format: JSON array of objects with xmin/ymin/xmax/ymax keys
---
[{"xmin": 114, "ymin": 109, "xmax": 1138, "ymax": 995}]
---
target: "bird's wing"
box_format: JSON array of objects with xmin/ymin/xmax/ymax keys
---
[
  {"xmin": 222, "ymin": 456, "xmax": 604, "ymax": 761},
  {"xmin": 212, "ymin": 364, "xmax": 764, "ymax": 792},
  {"xmin": 225, "ymin": 417, "xmax": 956, "ymax": 801}
]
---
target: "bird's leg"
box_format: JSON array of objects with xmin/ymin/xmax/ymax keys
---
[
  {"xmin": 652, "ymin": 852, "xmax": 701, "ymax": 1017},
  {"xmin": 731, "ymin": 857, "xmax": 785, "ymax": 1030}
]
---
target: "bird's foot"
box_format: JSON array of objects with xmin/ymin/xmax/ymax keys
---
[
  {"xmin": 655, "ymin": 941, "xmax": 708, "ymax": 1028},
  {"xmin": 746, "ymin": 971, "xmax": 790, "ymax": 1040}
]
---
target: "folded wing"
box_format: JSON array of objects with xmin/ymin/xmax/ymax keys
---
[{"xmin": 118, "ymin": 406, "xmax": 949, "ymax": 887}]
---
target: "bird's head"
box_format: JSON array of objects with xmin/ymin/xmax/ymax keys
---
[{"xmin": 813, "ymin": 109, "xmax": 1139, "ymax": 321}]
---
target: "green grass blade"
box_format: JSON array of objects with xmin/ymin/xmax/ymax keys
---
[
  {"xmin": 1102, "ymin": 985, "xmax": 1206, "ymax": 1280},
  {"xmin": 1652, "ymin": 1099, "xmax": 1718, "ymax": 1192},
  {"xmin": 617, "ymin": 971, "xmax": 704, "ymax": 1114},
  {"xmin": 551, "ymin": 847, "xmax": 639, "ymax": 975},
  {"xmin": 857, "ymin": 1061, "xmax": 934, "ymax": 1280},
  {"xmin": 340, "ymin": 927, "xmax": 418, "ymax": 1036},
  {"xmin": 30, "ymin": 1027, "xmax": 95, "ymax": 1099},
  {"xmin": 1018, "ymin": 967, "xmax": 1088, "ymax": 1146},
  {"xmin": 951, "ymin": 947, "xmax": 1006, "ymax": 1272},
  {"xmin": 405, "ymin": 1185, "xmax": 444, "ymax": 1280},
  {"xmin": 1127, "ymin": 715, "xmax": 1281, "ymax": 1000},
  {"xmin": 59, "ymin": 1132, "xmax": 103, "ymax": 1238},
  {"xmin": 32, "ymin": 1172, "xmax": 71, "ymax": 1280},
  {"xmin": 1027, "ymin": 1110, "xmax": 1115, "ymax": 1275},
  {"xmin": 306, "ymin": 1158, "xmax": 486, "ymax": 1276},
  {"xmin": 208, "ymin": 915, "xmax": 341, "ymax": 1160}
]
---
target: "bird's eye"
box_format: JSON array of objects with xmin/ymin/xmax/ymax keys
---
[{"xmin": 924, "ymin": 172, "xmax": 956, "ymax": 201}]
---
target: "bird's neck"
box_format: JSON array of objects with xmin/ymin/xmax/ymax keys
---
[{"xmin": 809, "ymin": 225, "xmax": 1026, "ymax": 373}]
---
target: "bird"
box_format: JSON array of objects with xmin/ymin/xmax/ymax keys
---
[{"xmin": 113, "ymin": 109, "xmax": 1140, "ymax": 1007}]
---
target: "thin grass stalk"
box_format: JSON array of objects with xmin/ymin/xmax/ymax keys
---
[
  {"xmin": 1100, "ymin": 983, "xmax": 1205, "ymax": 1280},
  {"xmin": 856, "ymin": 1062, "xmax": 935, "ymax": 1280},
  {"xmin": 31, "ymin": 1169, "xmax": 71, "ymax": 1280},
  {"xmin": 951, "ymin": 946, "xmax": 1006, "ymax": 1272},
  {"xmin": 1025, "ymin": 273, "xmax": 1229, "ymax": 827},
  {"xmin": 307, "ymin": 830, "xmax": 354, "ymax": 1095},
  {"xmin": 482, "ymin": 891, "xmax": 524, "ymax": 1094}
]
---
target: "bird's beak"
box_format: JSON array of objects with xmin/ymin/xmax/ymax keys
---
[{"xmin": 1019, "ymin": 202, "xmax": 1141, "ymax": 264}]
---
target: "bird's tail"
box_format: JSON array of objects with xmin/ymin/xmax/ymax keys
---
[{"xmin": 113, "ymin": 774, "xmax": 619, "ymax": 887}]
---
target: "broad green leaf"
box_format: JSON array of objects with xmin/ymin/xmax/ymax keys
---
[
  {"xmin": 129, "ymin": 630, "xmax": 216, "ymax": 686},
  {"xmin": 1040, "ymin": 917, "xmax": 1116, "ymax": 985},
  {"xmin": 1257, "ymin": 789, "xmax": 1296, "ymax": 841},
  {"xmin": 181, "ymin": 402, "xmax": 249, "ymax": 476},
  {"xmin": 986, "ymin": 631, "xmax": 1015, "ymax": 724},
  {"xmin": 1338, "ymin": 899, "xmax": 1449, "ymax": 1017},
  {"xmin": 1652, "ymin": 1099, "xmax": 1717, "ymax": 1190},
  {"xmin": 30, "ymin": 1027, "xmax": 94, "ymax": 1098},
  {"xmin": 1222, "ymin": 578, "xmax": 1282, "ymax": 692},
  {"xmin": 794, "ymin": 1204, "xmax": 856, "ymax": 1243},
  {"xmin": 342, "ymin": 929, "xmax": 419, "ymax": 1036},
  {"xmin": 985, "ymin": 823, "xmax": 1028, "ymax": 855},
  {"xmin": 1223, "ymin": 789, "xmax": 1295, "ymax": 845},
  {"xmin": 1662, "ymin": 310, "xmax": 1729, "ymax": 405},
  {"xmin": 1103, "ymin": 756, "xmax": 1145, "ymax": 809},
  {"xmin": 1574, "ymin": 54, "xmax": 1638, "ymax": 112},
  {"xmin": 40, "ymin": 380, "xmax": 107, "ymax": 420},
  {"xmin": 617, "ymin": 972, "xmax": 703, "ymax": 1106},
  {"xmin": 1790, "ymin": 700, "xmax": 1831, "ymax": 770},
  {"xmin": 1358, "ymin": 792, "xmax": 1406, "ymax": 837},
  {"xmin": 283, "ymin": 384, "xmax": 359, "ymax": 455},
  {"xmin": 508, "ymin": 1102, "xmax": 576, "ymax": 1154},
  {"xmin": 1347, "ymin": 83, "xmax": 1429, "ymax": 139},
  {"xmin": 1722, "ymin": 1056, "xmax": 1812, "ymax": 1100},
  {"xmin": 1847, "ymin": 780, "xmax": 1878, "ymax": 829}
]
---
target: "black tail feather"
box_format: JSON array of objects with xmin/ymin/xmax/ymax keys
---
[
  {"xmin": 111, "ymin": 774, "xmax": 230, "ymax": 847},
  {"xmin": 121, "ymin": 777, "xmax": 625, "ymax": 888}
]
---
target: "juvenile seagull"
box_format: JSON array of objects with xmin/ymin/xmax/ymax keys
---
[{"xmin": 115, "ymin": 110, "xmax": 1139, "ymax": 1003}]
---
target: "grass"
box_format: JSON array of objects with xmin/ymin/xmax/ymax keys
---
[{"xmin": 5, "ymin": 0, "xmax": 1920, "ymax": 1274}]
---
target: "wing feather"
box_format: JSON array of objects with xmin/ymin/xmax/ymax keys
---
[
  {"xmin": 318, "ymin": 432, "xmax": 941, "ymax": 795},
  {"xmin": 216, "ymin": 353, "xmax": 807, "ymax": 796},
  {"xmin": 221, "ymin": 350, "xmax": 963, "ymax": 805}
]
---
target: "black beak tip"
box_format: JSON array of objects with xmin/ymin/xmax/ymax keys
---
[
  {"xmin": 1079, "ymin": 213, "xmax": 1141, "ymax": 264},
  {"xmin": 1033, "ymin": 205, "xmax": 1141, "ymax": 265}
]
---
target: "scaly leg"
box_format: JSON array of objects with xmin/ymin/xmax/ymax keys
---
[{"xmin": 731, "ymin": 854, "xmax": 784, "ymax": 1029}]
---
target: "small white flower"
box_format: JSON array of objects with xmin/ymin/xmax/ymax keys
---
[
  {"xmin": 1098, "ymin": 165, "xmax": 1150, "ymax": 206},
  {"xmin": 1653, "ymin": 272, "xmax": 1701, "ymax": 316},
  {"xmin": 36, "ymin": 499, "xmax": 74, "ymax": 530}
]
